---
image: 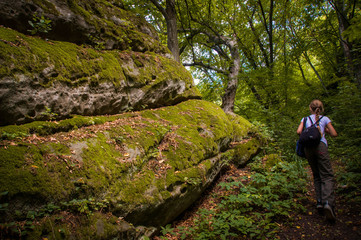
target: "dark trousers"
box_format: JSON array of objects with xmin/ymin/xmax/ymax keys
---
[{"xmin": 305, "ymin": 142, "xmax": 335, "ymax": 207}]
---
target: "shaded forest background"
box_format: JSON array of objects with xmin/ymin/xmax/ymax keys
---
[{"xmin": 122, "ymin": 0, "xmax": 361, "ymax": 238}]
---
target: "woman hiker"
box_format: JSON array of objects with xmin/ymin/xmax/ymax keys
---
[{"xmin": 296, "ymin": 99, "xmax": 338, "ymax": 222}]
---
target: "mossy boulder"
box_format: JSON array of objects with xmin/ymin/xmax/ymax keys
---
[
  {"xmin": 0, "ymin": 0, "xmax": 166, "ymax": 53},
  {"xmin": 0, "ymin": 26, "xmax": 200, "ymax": 125},
  {"xmin": 0, "ymin": 0, "xmax": 201, "ymax": 126},
  {"xmin": 0, "ymin": 99, "xmax": 261, "ymax": 239}
]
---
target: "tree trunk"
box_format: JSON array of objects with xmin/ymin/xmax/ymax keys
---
[
  {"xmin": 269, "ymin": 0, "xmax": 274, "ymax": 67},
  {"xmin": 221, "ymin": 38, "xmax": 240, "ymax": 113},
  {"xmin": 304, "ymin": 51, "xmax": 329, "ymax": 95},
  {"xmin": 296, "ymin": 57, "xmax": 311, "ymax": 87},
  {"xmin": 332, "ymin": 0, "xmax": 361, "ymax": 88},
  {"xmin": 166, "ymin": 0, "xmax": 180, "ymax": 62},
  {"xmin": 150, "ymin": 0, "xmax": 180, "ymax": 62}
]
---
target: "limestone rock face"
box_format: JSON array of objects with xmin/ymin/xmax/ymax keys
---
[
  {"xmin": 0, "ymin": 1, "xmax": 200, "ymax": 125},
  {"xmin": 0, "ymin": 100, "xmax": 261, "ymax": 238},
  {"xmin": 0, "ymin": 0, "xmax": 164, "ymax": 52}
]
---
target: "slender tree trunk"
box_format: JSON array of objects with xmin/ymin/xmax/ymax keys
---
[
  {"xmin": 244, "ymin": 76, "xmax": 263, "ymax": 103},
  {"xmin": 221, "ymin": 38, "xmax": 240, "ymax": 113},
  {"xmin": 247, "ymin": 15, "xmax": 270, "ymax": 68},
  {"xmin": 166, "ymin": 0, "xmax": 180, "ymax": 62},
  {"xmin": 269, "ymin": 0, "xmax": 274, "ymax": 67},
  {"xmin": 296, "ymin": 57, "xmax": 311, "ymax": 87},
  {"xmin": 303, "ymin": 52, "xmax": 329, "ymax": 95},
  {"xmin": 331, "ymin": 0, "xmax": 361, "ymax": 88},
  {"xmin": 150, "ymin": 0, "xmax": 180, "ymax": 62},
  {"xmin": 283, "ymin": 1, "xmax": 288, "ymax": 106},
  {"xmin": 257, "ymin": 0, "xmax": 274, "ymax": 68}
]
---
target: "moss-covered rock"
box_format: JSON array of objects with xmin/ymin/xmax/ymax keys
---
[
  {"xmin": 0, "ymin": 0, "xmax": 201, "ymax": 125},
  {"xmin": 0, "ymin": 0, "xmax": 167, "ymax": 53},
  {"xmin": 0, "ymin": 99, "xmax": 261, "ymax": 238},
  {"xmin": 0, "ymin": 26, "xmax": 200, "ymax": 125}
]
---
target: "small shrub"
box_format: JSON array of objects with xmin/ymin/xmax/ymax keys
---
[{"xmin": 28, "ymin": 14, "xmax": 52, "ymax": 35}]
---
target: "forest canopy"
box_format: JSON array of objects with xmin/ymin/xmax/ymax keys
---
[
  {"xmin": 123, "ymin": 0, "xmax": 361, "ymax": 185},
  {"xmin": 123, "ymin": 0, "xmax": 360, "ymax": 115}
]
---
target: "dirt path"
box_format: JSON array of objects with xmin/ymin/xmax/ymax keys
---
[
  {"xmin": 277, "ymin": 167, "xmax": 361, "ymax": 240},
  {"xmin": 155, "ymin": 165, "xmax": 361, "ymax": 239}
]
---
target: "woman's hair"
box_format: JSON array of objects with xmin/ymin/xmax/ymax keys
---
[{"xmin": 309, "ymin": 99, "xmax": 324, "ymax": 123}]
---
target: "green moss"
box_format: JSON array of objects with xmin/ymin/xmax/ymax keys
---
[
  {"xmin": 0, "ymin": 99, "xmax": 261, "ymax": 231},
  {"xmin": 0, "ymin": 1, "xmax": 260, "ymax": 234},
  {"xmin": 61, "ymin": 0, "xmax": 168, "ymax": 54},
  {"xmin": 226, "ymin": 113, "xmax": 254, "ymax": 139},
  {"xmin": 32, "ymin": 0, "xmax": 59, "ymax": 16},
  {"xmin": 114, "ymin": 170, "xmax": 158, "ymax": 205},
  {"xmin": 0, "ymin": 115, "xmax": 104, "ymax": 140},
  {"xmin": 0, "ymin": 145, "xmax": 62, "ymax": 198},
  {"xmin": 231, "ymin": 138, "xmax": 261, "ymax": 166},
  {"xmin": 0, "ymin": 26, "xmax": 183, "ymax": 85},
  {"xmin": 80, "ymin": 134, "xmax": 124, "ymax": 191},
  {"xmin": 0, "ymin": 26, "xmax": 199, "ymax": 114}
]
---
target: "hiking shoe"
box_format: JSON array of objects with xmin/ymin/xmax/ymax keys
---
[
  {"xmin": 316, "ymin": 200, "xmax": 323, "ymax": 214},
  {"xmin": 324, "ymin": 203, "xmax": 336, "ymax": 222},
  {"xmin": 316, "ymin": 200, "xmax": 323, "ymax": 209}
]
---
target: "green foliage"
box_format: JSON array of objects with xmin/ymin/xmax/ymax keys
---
[
  {"xmin": 160, "ymin": 224, "xmax": 174, "ymax": 236},
  {"xmin": 0, "ymin": 197, "xmax": 109, "ymax": 237},
  {"xmin": 28, "ymin": 14, "xmax": 52, "ymax": 35},
  {"xmin": 61, "ymin": 198, "xmax": 109, "ymax": 216},
  {"xmin": 183, "ymin": 177, "xmax": 202, "ymax": 186},
  {"xmin": 41, "ymin": 107, "xmax": 58, "ymax": 121},
  {"xmin": 325, "ymin": 82, "xmax": 361, "ymax": 201},
  {"xmin": 342, "ymin": 15, "xmax": 361, "ymax": 42},
  {"xmin": 161, "ymin": 158, "xmax": 308, "ymax": 239},
  {"xmin": 0, "ymin": 199, "xmax": 61, "ymax": 237},
  {"xmin": 88, "ymin": 34, "xmax": 105, "ymax": 50}
]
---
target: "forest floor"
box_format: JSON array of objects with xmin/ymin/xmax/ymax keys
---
[{"xmin": 154, "ymin": 164, "xmax": 361, "ymax": 240}]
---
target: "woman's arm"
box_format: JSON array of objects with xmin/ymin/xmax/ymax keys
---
[
  {"xmin": 325, "ymin": 122, "xmax": 338, "ymax": 137},
  {"xmin": 296, "ymin": 121, "xmax": 304, "ymax": 135}
]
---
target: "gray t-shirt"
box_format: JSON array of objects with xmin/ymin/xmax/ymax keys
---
[{"xmin": 301, "ymin": 114, "xmax": 331, "ymax": 146}]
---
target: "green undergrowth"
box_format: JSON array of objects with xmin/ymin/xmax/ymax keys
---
[
  {"xmin": 326, "ymin": 83, "xmax": 361, "ymax": 203},
  {"xmin": 0, "ymin": 201, "xmax": 135, "ymax": 239},
  {"xmin": 0, "ymin": 193, "xmax": 110, "ymax": 237},
  {"xmin": 160, "ymin": 157, "xmax": 308, "ymax": 239}
]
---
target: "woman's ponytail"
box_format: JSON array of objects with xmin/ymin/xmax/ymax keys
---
[
  {"xmin": 315, "ymin": 107, "xmax": 321, "ymax": 122},
  {"xmin": 309, "ymin": 99, "xmax": 324, "ymax": 132}
]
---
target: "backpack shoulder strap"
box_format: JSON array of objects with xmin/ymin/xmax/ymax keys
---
[
  {"xmin": 315, "ymin": 115, "xmax": 324, "ymax": 126},
  {"xmin": 308, "ymin": 115, "xmax": 324, "ymax": 126},
  {"xmin": 308, "ymin": 116, "xmax": 314, "ymax": 125},
  {"xmin": 316, "ymin": 115, "xmax": 324, "ymax": 123}
]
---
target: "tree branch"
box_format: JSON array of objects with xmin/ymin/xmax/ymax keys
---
[
  {"xmin": 183, "ymin": 61, "xmax": 227, "ymax": 74},
  {"xmin": 149, "ymin": 0, "xmax": 167, "ymax": 18}
]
